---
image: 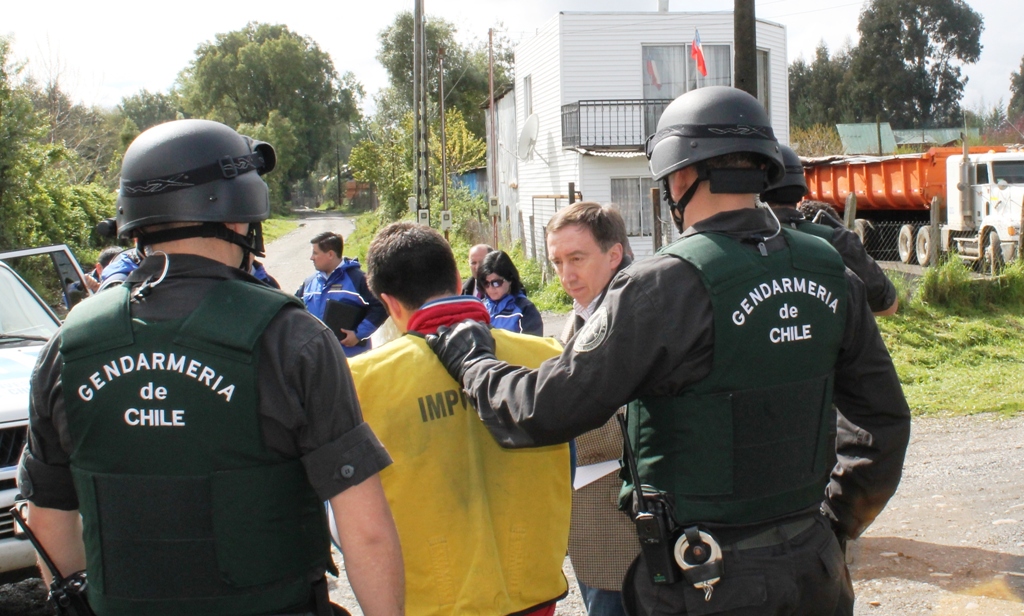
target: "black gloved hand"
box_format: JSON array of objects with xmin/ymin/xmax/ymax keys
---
[{"xmin": 425, "ymin": 320, "xmax": 496, "ymax": 384}]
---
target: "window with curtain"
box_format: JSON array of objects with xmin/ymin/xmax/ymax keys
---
[
  {"xmin": 611, "ymin": 177, "xmax": 661, "ymax": 236},
  {"xmin": 642, "ymin": 44, "xmax": 732, "ymax": 133},
  {"xmin": 756, "ymin": 49, "xmax": 770, "ymax": 115},
  {"xmin": 642, "ymin": 44, "xmax": 732, "ymax": 98}
]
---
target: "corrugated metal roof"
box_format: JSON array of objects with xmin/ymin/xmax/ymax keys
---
[
  {"xmin": 893, "ymin": 128, "xmax": 980, "ymax": 146},
  {"xmin": 836, "ymin": 123, "xmax": 898, "ymax": 155}
]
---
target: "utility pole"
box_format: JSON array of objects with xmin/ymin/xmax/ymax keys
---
[
  {"xmin": 335, "ymin": 127, "xmax": 343, "ymax": 208},
  {"xmin": 733, "ymin": 0, "xmax": 757, "ymax": 98},
  {"xmin": 413, "ymin": 0, "xmax": 429, "ymax": 217},
  {"xmin": 412, "ymin": 0, "xmax": 422, "ymax": 207},
  {"xmin": 439, "ymin": 45, "xmax": 449, "ymax": 240},
  {"xmin": 488, "ymin": 28, "xmax": 498, "ymax": 248},
  {"xmin": 419, "ymin": 4, "xmax": 429, "ymax": 208}
]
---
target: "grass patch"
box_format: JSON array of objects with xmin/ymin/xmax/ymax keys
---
[
  {"xmin": 879, "ymin": 306, "xmax": 1024, "ymax": 417},
  {"xmin": 342, "ymin": 211, "xmax": 387, "ymax": 263},
  {"xmin": 263, "ymin": 217, "xmax": 300, "ymax": 243},
  {"xmin": 879, "ymin": 259, "xmax": 1024, "ymax": 417}
]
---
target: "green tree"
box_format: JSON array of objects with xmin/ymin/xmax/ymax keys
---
[
  {"xmin": 349, "ymin": 115, "xmax": 413, "ymax": 222},
  {"xmin": 179, "ymin": 22, "xmax": 362, "ymax": 185},
  {"xmin": 236, "ymin": 110, "xmax": 298, "ymax": 213},
  {"xmin": 1010, "ymin": 55, "xmax": 1024, "ymax": 122},
  {"xmin": 846, "ymin": 0, "xmax": 983, "ymax": 128},
  {"xmin": 0, "ymin": 38, "xmax": 115, "ymax": 252},
  {"xmin": 790, "ymin": 124, "xmax": 844, "ymax": 157},
  {"xmin": 789, "ymin": 42, "xmax": 854, "ymax": 130},
  {"xmin": 119, "ymin": 89, "xmax": 183, "ymax": 132},
  {"xmin": 23, "ymin": 73, "xmax": 124, "ymax": 187},
  {"xmin": 964, "ymin": 101, "xmax": 1007, "ymax": 137},
  {"xmin": 375, "ymin": 12, "xmax": 511, "ymax": 136}
]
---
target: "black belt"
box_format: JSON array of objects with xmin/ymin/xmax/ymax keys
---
[{"xmin": 728, "ymin": 516, "xmax": 817, "ymax": 550}]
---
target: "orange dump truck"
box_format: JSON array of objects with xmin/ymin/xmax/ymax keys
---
[{"xmin": 801, "ymin": 146, "xmax": 1024, "ymax": 269}]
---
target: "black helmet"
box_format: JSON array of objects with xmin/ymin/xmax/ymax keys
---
[
  {"xmin": 116, "ymin": 119, "xmax": 276, "ymax": 240},
  {"xmin": 646, "ymin": 86, "xmax": 783, "ymax": 183},
  {"xmin": 760, "ymin": 144, "xmax": 808, "ymax": 205},
  {"xmin": 644, "ymin": 87, "xmax": 784, "ymax": 229}
]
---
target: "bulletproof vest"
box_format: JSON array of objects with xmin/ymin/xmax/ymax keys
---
[
  {"xmin": 624, "ymin": 228, "xmax": 847, "ymax": 526},
  {"xmin": 60, "ymin": 281, "xmax": 333, "ymax": 616}
]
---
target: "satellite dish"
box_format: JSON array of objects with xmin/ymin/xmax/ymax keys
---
[{"xmin": 517, "ymin": 114, "xmax": 546, "ymax": 164}]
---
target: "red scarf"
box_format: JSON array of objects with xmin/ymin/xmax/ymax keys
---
[{"xmin": 407, "ymin": 296, "xmax": 491, "ymax": 335}]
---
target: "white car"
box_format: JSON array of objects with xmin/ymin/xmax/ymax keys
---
[{"xmin": 0, "ymin": 247, "xmax": 88, "ymax": 574}]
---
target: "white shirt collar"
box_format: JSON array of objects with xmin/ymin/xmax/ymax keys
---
[{"xmin": 573, "ymin": 297, "xmax": 598, "ymax": 321}]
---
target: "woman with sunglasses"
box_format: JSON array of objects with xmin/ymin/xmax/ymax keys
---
[{"xmin": 477, "ymin": 250, "xmax": 544, "ymax": 336}]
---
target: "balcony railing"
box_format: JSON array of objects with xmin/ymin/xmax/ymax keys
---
[{"xmin": 561, "ymin": 99, "xmax": 674, "ymax": 151}]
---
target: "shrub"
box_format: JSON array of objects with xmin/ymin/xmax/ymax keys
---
[{"xmin": 916, "ymin": 257, "xmax": 1024, "ymax": 310}]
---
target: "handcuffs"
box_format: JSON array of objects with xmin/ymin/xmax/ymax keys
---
[{"xmin": 673, "ymin": 526, "xmax": 724, "ymax": 602}]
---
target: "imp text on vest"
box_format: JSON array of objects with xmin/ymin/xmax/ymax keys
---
[{"xmin": 417, "ymin": 389, "xmax": 468, "ymax": 422}]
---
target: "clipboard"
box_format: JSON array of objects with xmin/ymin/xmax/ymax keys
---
[{"xmin": 323, "ymin": 299, "xmax": 368, "ymax": 333}]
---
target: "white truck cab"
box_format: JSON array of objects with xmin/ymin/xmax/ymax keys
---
[{"xmin": 946, "ymin": 150, "xmax": 1024, "ymax": 268}]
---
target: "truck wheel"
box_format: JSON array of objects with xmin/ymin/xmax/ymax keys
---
[
  {"xmin": 916, "ymin": 225, "xmax": 932, "ymax": 267},
  {"xmin": 898, "ymin": 224, "xmax": 917, "ymax": 264},
  {"xmin": 980, "ymin": 229, "xmax": 1003, "ymax": 276}
]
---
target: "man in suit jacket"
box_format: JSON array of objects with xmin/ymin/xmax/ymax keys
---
[{"xmin": 547, "ymin": 202, "xmax": 636, "ymax": 616}]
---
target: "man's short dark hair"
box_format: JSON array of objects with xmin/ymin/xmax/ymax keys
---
[
  {"xmin": 97, "ymin": 246, "xmax": 123, "ymax": 268},
  {"xmin": 547, "ymin": 201, "xmax": 629, "ymax": 253},
  {"xmin": 366, "ymin": 222, "xmax": 460, "ymax": 310},
  {"xmin": 311, "ymin": 231, "xmax": 343, "ymax": 257}
]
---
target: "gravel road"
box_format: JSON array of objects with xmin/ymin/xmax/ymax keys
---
[
  {"xmin": 844, "ymin": 414, "xmax": 1024, "ymax": 615},
  {"xmin": 327, "ymin": 415, "xmax": 1024, "ymax": 616},
  {"xmin": 2, "ymin": 212, "xmax": 1021, "ymax": 615}
]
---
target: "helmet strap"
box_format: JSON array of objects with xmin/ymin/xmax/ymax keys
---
[
  {"xmin": 663, "ymin": 163, "xmax": 708, "ymax": 234},
  {"xmin": 136, "ymin": 222, "xmax": 266, "ymax": 270}
]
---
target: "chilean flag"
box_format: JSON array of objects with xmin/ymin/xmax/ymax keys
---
[
  {"xmin": 646, "ymin": 59, "xmax": 662, "ymax": 89},
  {"xmin": 692, "ymin": 29, "xmax": 708, "ymax": 77}
]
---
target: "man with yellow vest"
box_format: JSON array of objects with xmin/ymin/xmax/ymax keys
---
[{"xmin": 349, "ymin": 222, "xmax": 571, "ymax": 616}]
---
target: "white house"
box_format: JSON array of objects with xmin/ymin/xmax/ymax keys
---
[{"xmin": 488, "ymin": 10, "xmax": 789, "ymax": 260}]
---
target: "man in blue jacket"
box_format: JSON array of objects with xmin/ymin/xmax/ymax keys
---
[{"xmin": 298, "ymin": 231, "xmax": 387, "ymax": 357}]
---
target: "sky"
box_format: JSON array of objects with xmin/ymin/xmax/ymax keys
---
[{"xmin": 4, "ymin": 0, "xmax": 1018, "ymax": 116}]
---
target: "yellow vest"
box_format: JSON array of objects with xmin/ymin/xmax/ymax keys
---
[{"xmin": 350, "ymin": 330, "xmax": 571, "ymax": 616}]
